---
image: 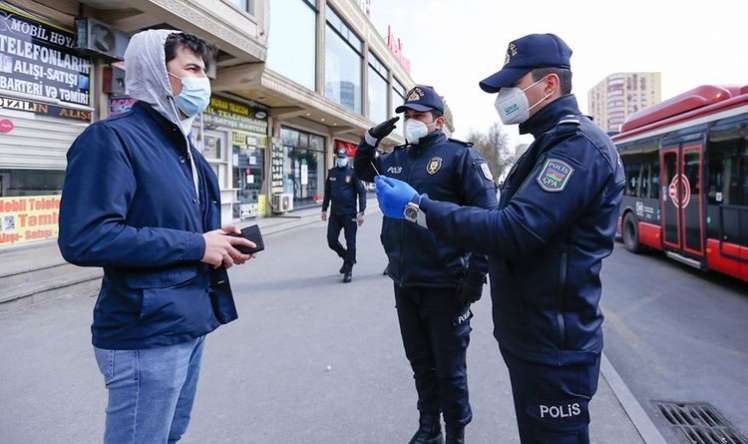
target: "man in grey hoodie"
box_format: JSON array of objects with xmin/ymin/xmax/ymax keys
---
[{"xmin": 59, "ymin": 30, "xmax": 254, "ymax": 443}]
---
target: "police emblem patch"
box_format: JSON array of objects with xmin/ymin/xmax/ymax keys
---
[
  {"xmin": 427, "ymin": 157, "xmax": 443, "ymax": 175},
  {"xmin": 407, "ymin": 87, "xmax": 424, "ymax": 102},
  {"xmin": 537, "ymin": 159, "xmax": 574, "ymax": 192},
  {"xmin": 504, "ymin": 42, "xmax": 518, "ymax": 65},
  {"xmin": 480, "ymin": 163, "xmax": 494, "ymax": 181}
]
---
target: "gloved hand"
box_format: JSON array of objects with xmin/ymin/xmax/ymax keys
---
[
  {"xmin": 366, "ymin": 116, "xmax": 400, "ymax": 145},
  {"xmin": 458, "ymin": 273, "xmax": 486, "ymax": 305},
  {"xmin": 375, "ymin": 176, "xmax": 418, "ymax": 219}
]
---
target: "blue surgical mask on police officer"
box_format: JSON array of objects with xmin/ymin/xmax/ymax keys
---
[
  {"xmin": 169, "ymin": 72, "xmax": 211, "ymax": 117},
  {"xmin": 335, "ymin": 158, "xmax": 348, "ymax": 168},
  {"xmin": 494, "ymin": 78, "xmax": 552, "ymax": 125},
  {"xmin": 404, "ymin": 118, "xmax": 430, "ymax": 144}
]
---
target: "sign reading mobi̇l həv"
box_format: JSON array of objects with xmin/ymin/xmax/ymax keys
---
[
  {"xmin": 0, "ymin": 195, "xmax": 60, "ymax": 247},
  {"xmin": 0, "ymin": 2, "xmax": 92, "ymax": 108}
]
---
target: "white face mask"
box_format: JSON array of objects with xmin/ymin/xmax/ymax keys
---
[
  {"xmin": 494, "ymin": 78, "xmax": 553, "ymax": 125},
  {"xmin": 335, "ymin": 158, "xmax": 348, "ymax": 168},
  {"xmin": 404, "ymin": 118, "xmax": 430, "ymax": 144}
]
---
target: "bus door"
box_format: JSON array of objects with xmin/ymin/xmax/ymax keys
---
[{"xmin": 661, "ymin": 144, "xmax": 705, "ymax": 257}]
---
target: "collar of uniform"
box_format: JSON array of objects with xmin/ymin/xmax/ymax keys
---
[
  {"xmin": 411, "ymin": 129, "xmax": 447, "ymax": 150},
  {"xmin": 519, "ymin": 94, "xmax": 581, "ymax": 137}
]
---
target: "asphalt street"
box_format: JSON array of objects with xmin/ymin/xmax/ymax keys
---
[{"xmin": 0, "ymin": 213, "xmax": 712, "ymax": 443}]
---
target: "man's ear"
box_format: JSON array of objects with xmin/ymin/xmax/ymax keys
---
[{"xmin": 545, "ymin": 73, "xmax": 561, "ymax": 97}]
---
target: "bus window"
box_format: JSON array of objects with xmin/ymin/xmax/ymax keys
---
[
  {"xmin": 651, "ymin": 158, "xmax": 660, "ymax": 199},
  {"xmin": 708, "ymin": 137, "xmax": 748, "ymax": 206},
  {"xmin": 624, "ymin": 160, "xmax": 641, "ymax": 196},
  {"xmin": 640, "ymin": 164, "xmax": 650, "ymax": 198}
]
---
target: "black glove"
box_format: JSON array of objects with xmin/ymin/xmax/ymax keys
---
[
  {"xmin": 458, "ymin": 273, "xmax": 486, "ymax": 305},
  {"xmin": 368, "ymin": 116, "xmax": 400, "ymax": 141}
]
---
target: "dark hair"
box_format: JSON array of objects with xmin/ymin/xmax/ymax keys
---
[
  {"xmin": 164, "ymin": 32, "xmax": 216, "ymax": 71},
  {"xmin": 531, "ymin": 67, "xmax": 572, "ymax": 95}
]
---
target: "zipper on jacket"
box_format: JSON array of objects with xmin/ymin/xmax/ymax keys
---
[
  {"xmin": 556, "ymin": 249, "xmax": 568, "ymax": 349},
  {"xmin": 398, "ymin": 149, "xmax": 413, "ymax": 286}
]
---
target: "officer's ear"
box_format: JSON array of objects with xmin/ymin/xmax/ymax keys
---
[
  {"xmin": 433, "ymin": 113, "xmax": 445, "ymax": 129},
  {"xmin": 543, "ymin": 73, "xmax": 562, "ymax": 98}
]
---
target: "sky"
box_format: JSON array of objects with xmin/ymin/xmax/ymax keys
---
[{"xmin": 369, "ymin": 0, "xmax": 748, "ymax": 146}]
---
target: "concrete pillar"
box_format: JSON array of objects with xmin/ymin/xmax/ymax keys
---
[
  {"xmin": 362, "ymin": 41, "xmax": 369, "ymax": 120},
  {"xmin": 315, "ymin": 0, "xmax": 326, "ymax": 95}
]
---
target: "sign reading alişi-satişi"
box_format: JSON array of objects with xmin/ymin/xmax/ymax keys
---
[{"xmin": 0, "ymin": 2, "xmax": 92, "ymax": 115}]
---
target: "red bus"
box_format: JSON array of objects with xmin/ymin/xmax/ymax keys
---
[{"xmin": 612, "ymin": 84, "xmax": 748, "ymax": 283}]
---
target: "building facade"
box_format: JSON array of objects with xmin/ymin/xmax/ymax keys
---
[
  {"xmin": 0, "ymin": 0, "xmax": 423, "ymax": 249},
  {"xmin": 588, "ymin": 72, "xmax": 662, "ymax": 133}
]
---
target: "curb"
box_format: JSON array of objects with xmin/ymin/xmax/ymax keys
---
[{"xmin": 600, "ymin": 352, "xmax": 668, "ymax": 444}]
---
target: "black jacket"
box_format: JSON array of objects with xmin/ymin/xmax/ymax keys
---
[{"xmin": 355, "ymin": 130, "xmax": 498, "ymax": 288}]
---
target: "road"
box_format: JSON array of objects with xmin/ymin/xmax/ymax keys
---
[{"xmin": 6, "ymin": 212, "xmax": 743, "ymax": 443}]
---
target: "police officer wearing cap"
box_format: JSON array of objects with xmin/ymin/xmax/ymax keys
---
[
  {"xmin": 374, "ymin": 35, "xmax": 625, "ymax": 444},
  {"xmin": 322, "ymin": 148, "xmax": 366, "ymax": 283},
  {"xmin": 355, "ymin": 85, "xmax": 498, "ymax": 444}
]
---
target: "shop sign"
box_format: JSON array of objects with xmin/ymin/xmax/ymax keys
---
[
  {"xmin": 0, "ymin": 194, "xmax": 60, "ymax": 247},
  {"xmin": 204, "ymin": 95, "xmax": 268, "ymax": 136},
  {"xmin": 0, "ymin": 94, "xmax": 91, "ymax": 121},
  {"xmin": 0, "ymin": 3, "xmax": 92, "ymax": 107},
  {"xmin": 0, "ymin": 117, "xmax": 13, "ymax": 132}
]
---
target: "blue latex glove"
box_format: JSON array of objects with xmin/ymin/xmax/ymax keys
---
[{"xmin": 375, "ymin": 176, "xmax": 418, "ymax": 219}]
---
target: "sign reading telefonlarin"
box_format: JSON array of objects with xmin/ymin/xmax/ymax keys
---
[{"xmin": 0, "ymin": 2, "xmax": 92, "ymax": 107}]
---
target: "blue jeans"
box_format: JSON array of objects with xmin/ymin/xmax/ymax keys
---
[{"xmin": 94, "ymin": 336, "xmax": 206, "ymax": 444}]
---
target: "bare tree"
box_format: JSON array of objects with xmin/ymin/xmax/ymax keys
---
[{"xmin": 466, "ymin": 122, "xmax": 514, "ymax": 181}]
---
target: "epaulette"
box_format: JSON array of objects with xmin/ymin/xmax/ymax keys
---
[
  {"xmin": 557, "ymin": 114, "xmax": 581, "ymax": 126},
  {"xmin": 447, "ymin": 138, "xmax": 473, "ymax": 147}
]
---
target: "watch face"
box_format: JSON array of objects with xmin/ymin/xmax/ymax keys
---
[{"xmin": 404, "ymin": 206, "xmax": 418, "ymax": 220}]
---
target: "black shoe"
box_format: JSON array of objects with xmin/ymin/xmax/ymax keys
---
[
  {"xmin": 339, "ymin": 264, "xmax": 346, "ymax": 274},
  {"xmin": 445, "ymin": 425, "xmax": 465, "ymax": 444},
  {"xmin": 343, "ymin": 271, "xmax": 352, "ymax": 283},
  {"xmin": 409, "ymin": 414, "xmax": 443, "ymax": 444}
]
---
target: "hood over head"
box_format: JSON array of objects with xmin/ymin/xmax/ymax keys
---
[{"xmin": 124, "ymin": 29, "xmax": 184, "ymax": 129}]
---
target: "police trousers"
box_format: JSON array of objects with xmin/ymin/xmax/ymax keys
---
[
  {"xmin": 500, "ymin": 345, "xmax": 601, "ymax": 444},
  {"xmin": 394, "ymin": 284, "xmax": 473, "ymax": 427},
  {"xmin": 327, "ymin": 213, "xmax": 357, "ymax": 271}
]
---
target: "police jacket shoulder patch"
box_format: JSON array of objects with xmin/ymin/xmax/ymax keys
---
[{"xmin": 537, "ymin": 158, "xmax": 574, "ymax": 192}]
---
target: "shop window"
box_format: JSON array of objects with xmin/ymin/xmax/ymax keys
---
[
  {"xmin": 368, "ymin": 63, "xmax": 388, "ymax": 123},
  {"xmin": 267, "ymin": 0, "xmax": 316, "ymax": 90},
  {"xmin": 227, "ymin": 0, "xmax": 255, "ymax": 15},
  {"xmin": 280, "ymin": 127, "xmax": 326, "ymax": 209},
  {"xmin": 325, "ymin": 7, "xmax": 362, "ymax": 113},
  {"xmin": 0, "ymin": 169, "xmax": 64, "ymax": 197}
]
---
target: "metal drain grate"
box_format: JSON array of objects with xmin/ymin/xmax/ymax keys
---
[{"xmin": 653, "ymin": 401, "xmax": 747, "ymax": 444}]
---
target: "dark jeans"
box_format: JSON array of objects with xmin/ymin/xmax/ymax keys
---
[
  {"xmin": 394, "ymin": 284, "xmax": 473, "ymax": 427},
  {"xmin": 500, "ymin": 345, "xmax": 601, "ymax": 444},
  {"xmin": 327, "ymin": 212, "xmax": 357, "ymax": 272}
]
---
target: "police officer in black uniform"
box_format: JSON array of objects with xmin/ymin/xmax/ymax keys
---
[
  {"xmin": 374, "ymin": 35, "xmax": 626, "ymax": 444},
  {"xmin": 322, "ymin": 148, "xmax": 366, "ymax": 283},
  {"xmin": 355, "ymin": 85, "xmax": 498, "ymax": 444}
]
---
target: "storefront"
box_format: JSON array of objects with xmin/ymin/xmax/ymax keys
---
[
  {"xmin": 201, "ymin": 95, "xmax": 269, "ymax": 221},
  {"xmin": 279, "ymin": 126, "xmax": 326, "ymax": 209},
  {"xmin": 0, "ymin": 3, "xmax": 93, "ymax": 248}
]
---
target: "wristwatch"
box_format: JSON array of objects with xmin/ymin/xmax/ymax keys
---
[{"xmin": 404, "ymin": 195, "xmax": 428, "ymax": 228}]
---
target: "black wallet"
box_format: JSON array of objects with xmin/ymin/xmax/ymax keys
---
[{"xmin": 232, "ymin": 225, "xmax": 265, "ymax": 255}]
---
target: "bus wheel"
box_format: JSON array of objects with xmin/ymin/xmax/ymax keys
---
[{"xmin": 623, "ymin": 213, "xmax": 643, "ymax": 254}]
